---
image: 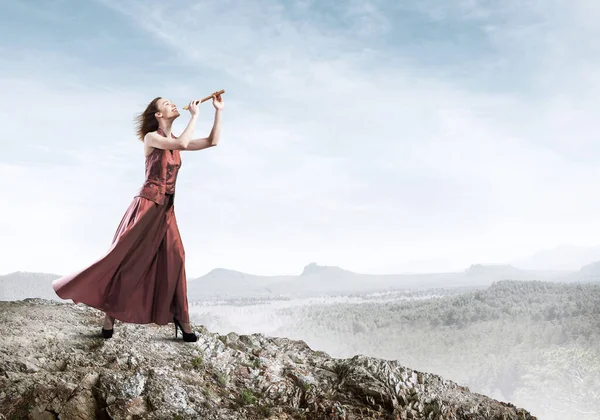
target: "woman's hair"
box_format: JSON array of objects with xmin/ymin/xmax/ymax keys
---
[{"xmin": 134, "ymin": 97, "xmax": 162, "ymax": 141}]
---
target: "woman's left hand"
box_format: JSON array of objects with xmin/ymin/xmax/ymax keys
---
[{"xmin": 212, "ymin": 94, "xmax": 224, "ymax": 110}]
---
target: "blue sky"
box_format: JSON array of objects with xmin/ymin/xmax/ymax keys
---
[{"xmin": 1, "ymin": 0, "xmax": 600, "ymax": 276}]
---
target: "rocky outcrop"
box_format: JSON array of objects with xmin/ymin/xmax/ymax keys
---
[{"xmin": 0, "ymin": 299, "xmax": 535, "ymax": 419}]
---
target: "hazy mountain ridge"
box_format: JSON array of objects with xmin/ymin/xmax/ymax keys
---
[
  {"xmin": 300, "ymin": 262, "xmax": 353, "ymax": 276},
  {"xmin": 0, "ymin": 271, "xmax": 61, "ymax": 301},
  {"xmin": 186, "ymin": 262, "xmax": 580, "ymax": 300},
  {"xmin": 511, "ymin": 244, "xmax": 600, "ymax": 271},
  {"xmin": 1, "ymin": 260, "xmax": 597, "ymax": 302}
]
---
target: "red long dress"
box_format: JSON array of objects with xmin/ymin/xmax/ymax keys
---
[{"xmin": 52, "ymin": 128, "xmax": 190, "ymax": 325}]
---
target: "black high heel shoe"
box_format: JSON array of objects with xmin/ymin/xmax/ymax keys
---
[
  {"xmin": 101, "ymin": 327, "xmax": 113, "ymax": 339},
  {"xmin": 173, "ymin": 317, "xmax": 198, "ymax": 342},
  {"xmin": 101, "ymin": 316, "xmax": 115, "ymax": 339}
]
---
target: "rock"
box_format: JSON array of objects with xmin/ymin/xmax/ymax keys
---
[
  {"xmin": 106, "ymin": 396, "xmax": 148, "ymax": 419},
  {"xmin": 98, "ymin": 370, "xmax": 146, "ymax": 400},
  {"xmin": 60, "ymin": 389, "xmax": 98, "ymax": 419},
  {"xmin": 19, "ymin": 357, "xmax": 40, "ymax": 373},
  {"xmin": 0, "ymin": 299, "xmax": 538, "ymax": 419},
  {"xmin": 80, "ymin": 371, "xmax": 100, "ymax": 389}
]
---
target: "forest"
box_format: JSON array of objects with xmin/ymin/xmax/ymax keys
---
[{"xmin": 273, "ymin": 280, "xmax": 600, "ymax": 420}]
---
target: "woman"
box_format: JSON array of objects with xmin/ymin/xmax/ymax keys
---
[{"xmin": 52, "ymin": 94, "xmax": 224, "ymax": 342}]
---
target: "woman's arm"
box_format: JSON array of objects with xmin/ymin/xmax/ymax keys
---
[
  {"xmin": 183, "ymin": 94, "xmax": 224, "ymax": 151},
  {"xmin": 144, "ymin": 101, "xmax": 201, "ymax": 150},
  {"xmin": 185, "ymin": 108, "xmax": 223, "ymax": 151}
]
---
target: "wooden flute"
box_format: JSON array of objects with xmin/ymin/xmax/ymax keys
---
[{"xmin": 182, "ymin": 89, "xmax": 225, "ymax": 110}]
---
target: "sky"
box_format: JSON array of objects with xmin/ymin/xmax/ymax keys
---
[{"xmin": 1, "ymin": 0, "xmax": 600, "ymax": 277}]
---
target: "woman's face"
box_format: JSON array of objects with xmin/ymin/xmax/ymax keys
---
[{"xmin": 155, "ymin": 98, "xmax": 179, "ymax": 120}]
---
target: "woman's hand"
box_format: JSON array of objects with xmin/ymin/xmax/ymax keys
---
[
  {"xmin": 212, "ymin": 94, "xmax": 224, "ymax": 111},
  {"xmin": 187, "ymin": 100, "xmax": 200, "ymax": 117}
]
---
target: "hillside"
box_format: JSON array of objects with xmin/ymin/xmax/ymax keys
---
[
  {"xmin": 268, "ymin": 280, "xmax": 600, "ymax": 419},
  {"xmin": 0, "ymin": 299, "xmax": 536, "ymax": 419}
]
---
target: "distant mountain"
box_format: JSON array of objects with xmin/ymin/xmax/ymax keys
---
[
  {"xmin": 511, "ymin": 244, "xmax": 600, "ymax": 271},
  {"xmin": 186, "ymin": 262, "xmax": 572, "ymax": 300},
  {"xmin": 300, "ymin": 262, "xmax": 352, "ymax": 276},
  {"xmin": 185, "ymin": 268, "xmax": 295, "ymax": 301},
  {"xmin": 0, "ymin": 271, "xmax": 61, "ymax": 301},
  {"xmin": 1, "ymin": 262, "xmax": 580, "ymax": 302},
  {"xmin": 576, "ymin": 260, "xmax": 600, "ymax": 283}
]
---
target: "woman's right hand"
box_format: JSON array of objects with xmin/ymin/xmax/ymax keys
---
[{"xmin": 187, "ymin": 100, "xmax": 200, "ymax": 117}]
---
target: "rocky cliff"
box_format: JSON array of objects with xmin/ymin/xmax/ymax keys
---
[{"xmin": 0, "ymin": 299, "xmax": 535, "ymax": 419}]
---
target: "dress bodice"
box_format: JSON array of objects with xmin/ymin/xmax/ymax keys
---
[{"xmin": 136, "ymin": 128, "xmax": 182, "ymax": 205}]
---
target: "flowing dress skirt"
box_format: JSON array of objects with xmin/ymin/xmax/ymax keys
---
[{"xmin": 52, "ymin": 193, "xmax": 189, "ymax": 325}]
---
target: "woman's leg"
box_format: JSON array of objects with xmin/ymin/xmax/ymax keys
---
[{"xmin": 102, "ymin": 313, "xmax": 115, "ymax": 329}]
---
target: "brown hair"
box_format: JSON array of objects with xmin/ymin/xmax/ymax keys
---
[{"xmin": 134, "ymin": 97, "xmax": 162, "ymax": 141}]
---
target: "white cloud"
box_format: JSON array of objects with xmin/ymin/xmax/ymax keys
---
[{"xmin": 3, "ymin": 0, "xmax": 600, "ymax": 276}]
